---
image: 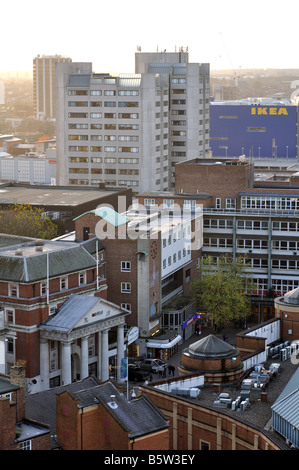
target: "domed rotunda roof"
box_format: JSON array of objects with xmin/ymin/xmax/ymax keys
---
[
  {"xmin": 283, "ymin": 287, "xmax": 299, "ymax": 305},
  {"xmin": 187, "ymin": 334, "xmax": 239, "ymax": 359}
]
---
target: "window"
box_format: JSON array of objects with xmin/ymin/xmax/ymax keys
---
[
  {"xmin": 121, "ymin": 303, "xmax": 131, "ymax": 311},
  {"xmin": 5, "ymin": 309, "xmax": 14, "ymax": 324},
  {"xmin": 20, "ymin": 440, "xmax": 32, "ymax": 450},
  {"xmin": 163, "ymin": 199, "xmax": 174, "ymax": 209},
  {"xmin": 40, "ymin": 283, "xmax": 47, "ymax": 295},
  {"xmin": 226, "ymin": 198, "xmax": 236, "ymax": 209},
  {"xmin": 121, "ymin": 282, "xmax": 131, "ymax": 293},
  {"xmin": 9, "ymin": 284, "xmax": 18, "ymax": 297},
  {"xmin": 121, "ymin": 261, "xmax": 131, "ymax": 272},
  {"xmin": 79, "ymin": 272, "xmax": 86, "ymax": 285},
  {"xmin": 216, "ymin": 198, "xmax": 221, "ymax": 209},
  {"xmin": 7, "ymin": 337, "xmax": 14, "ymax": 354},
  {"xmin": 88, "ymin": 336, "xmax": 95, "ymax": 357},
  {"xmin": 60, "ymin": 277, "xmax": 68, "ymax": 290},
  {"xmin": 144, "ymin": 199, "xmax": 156, "ymax": 206}
]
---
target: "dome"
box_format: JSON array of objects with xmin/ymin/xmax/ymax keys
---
[
  {"xmin": 283, "ymin": 287, "xmax": 299, "ymax": 305},
  {"xmin": 188, "ymin": 334, "xmax": 239, "ymax": 359}
]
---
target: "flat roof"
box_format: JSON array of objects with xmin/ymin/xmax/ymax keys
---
[{"xmin": 0, "ymin": 185, "xmax": 122, "ymax": 207}]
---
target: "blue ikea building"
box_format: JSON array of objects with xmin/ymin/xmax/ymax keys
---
[{"xmin": 209, "ymin": 98, "xmax": 298, "ymax": 159}]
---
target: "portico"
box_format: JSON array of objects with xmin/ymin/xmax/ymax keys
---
[{"xmin": 38, "ymin": 294, "xmax": 129, "ymax": 392}]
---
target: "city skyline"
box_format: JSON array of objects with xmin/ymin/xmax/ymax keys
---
[{"xmin": 2, "ymin": 0, "xmax": 299, "ymax": 74}]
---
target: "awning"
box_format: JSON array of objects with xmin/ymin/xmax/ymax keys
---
[{"xmin": 146, "ymin": 335, "xmax": 182, "ymax": 349}]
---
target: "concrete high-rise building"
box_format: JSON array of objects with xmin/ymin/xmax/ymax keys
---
[
  {"xmin": 135, "ymin": 50, "xmax": 210, "ymax": 187},
  {"xmin": 33, "ymin": 55, "xmax": 72, "ymax": 120},
  {"xmin": 55, "ymin": 50, "xmax": 210, "ymax": 191}
]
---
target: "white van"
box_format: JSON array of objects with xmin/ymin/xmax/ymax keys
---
[{"xmin": 139, "ymin": 358, "xmax": 167, "ymax": 373}]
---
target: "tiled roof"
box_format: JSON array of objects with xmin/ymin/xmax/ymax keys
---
[
  {"xmin": 0, "ymin": 238, "xmax": 97, "ymax": 282},
  {"xmin": 73, "ymin": 381, "xmax": 169, "ymax": 438},
  {"xmin": 25, "ymin": 377, "xmax": 100, "ymax": 435}
]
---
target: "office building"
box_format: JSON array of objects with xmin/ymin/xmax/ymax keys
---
[
  {"xmin": 173, "ymin": 157, "xmax": 299, "ymax": 323},
  {"xmin": 33, "ymin": 55, "xmax": 72, "ymax": 120},
  {"xmin": 55, "ymin": 50, "xmax": 210, "ymax": 191},
  {"xmin": 74, "ymin": 203, "xmax": 203, "ymax": 358}
]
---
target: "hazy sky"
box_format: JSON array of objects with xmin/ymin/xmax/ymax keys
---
[{"xmin": 1, "ymin": 0, "xmax": 298, "ymax": 74}]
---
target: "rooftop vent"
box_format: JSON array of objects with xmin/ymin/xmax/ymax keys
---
[
  {"xmin": 108, "ymin": 395, "xmax": 118, "ymax": 409},
  {"xmin": 15, "ymin": 250, "xmax": 23, "ymax": 256}
]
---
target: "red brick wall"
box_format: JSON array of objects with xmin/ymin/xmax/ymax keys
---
[
  {"xmin": 0, "ymin": 398, "xmax": 16, "ymax": 450},
  {"xmin": 175, "ymin": 160, "xmax": 254, "ymax": 206},
  {"xmin": 141, "ymin": 387, "xmax": 283, "ymax": 450},
  {"xmin": 56, "ymin": 390, "xmax": 169, "ymax": 450}
]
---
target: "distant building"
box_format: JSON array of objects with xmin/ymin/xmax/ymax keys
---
[
  {"xmin": 0, "ymin": 152, "xmax": 56, "ymax": 184},
  {"xmin": 209, "ymin": 98, "xmax": 298, "ymax": 159},
  {"xmin": 33, "ymin": 55, "xmax": 72, "ymax": 120}
]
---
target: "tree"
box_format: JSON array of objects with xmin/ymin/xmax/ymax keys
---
[
  {"xmin": 191, "ymin": 255, "xmax": 255, "ymax": 329},
  {"xmin": 0, "ymin": 203, "xmax": 58, "ymax": 239}
]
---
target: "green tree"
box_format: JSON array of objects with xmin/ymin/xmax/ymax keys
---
[
  {"xmin": 0, "ymin": 203, "xmax": 58, "ymax": 239},
  {"xmin": 191, "ymin": 255, "xmax": 255, "ymax": 329}
]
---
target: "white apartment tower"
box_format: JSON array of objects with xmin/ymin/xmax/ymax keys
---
[{"xmin": 55, "ymin": 51, "xmax": 210, "ymax": 191}]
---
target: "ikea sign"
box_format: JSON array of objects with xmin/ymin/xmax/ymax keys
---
[{"xmin": 251, "ymin": 107, "xmax": 288, "ymax": 116}]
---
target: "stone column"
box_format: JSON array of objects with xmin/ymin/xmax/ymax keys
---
[
  {"xmin": 97, "ymin": 331, "xmax": 102, "ymax": 380},
  {"xmin": 81, "ymin": 336, "xmax": 89, "ymax": 380},
  {"xmin": 61, "ymin": 342, "xmax": 72, "ymax": 385},
  {"xmin": 101, "ymin": 329, "xmax": 109, "ymax": 382},
  {"xmin": 40, "ymin": 338, "xmax": 49, "ymax": 389},
  {"xmin": 117, "ymin": 324, "xmax": 125, "ymax": 382}
]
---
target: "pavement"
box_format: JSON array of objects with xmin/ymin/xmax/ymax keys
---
[{"xmin": 164, "ymin": 321, "xmax": 244, "ymax": 377}]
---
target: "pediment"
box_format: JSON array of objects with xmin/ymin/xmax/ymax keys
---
[{"xmin": 40, "ymin": 294, "xmax": 127, "ymax": 334}]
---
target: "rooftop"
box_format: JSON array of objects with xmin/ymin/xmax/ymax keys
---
[
  {"xmin": 0, "ymin": 184, "xmax": 125, "ymax": 207},
  {"xmin": 0, "ymin": 235, "xmax": 97, "ymax": 282}
]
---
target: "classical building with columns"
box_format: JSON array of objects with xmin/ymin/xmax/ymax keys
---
[
  {"xmin": 39, "ymin": 294, "xmax": 129, "ymax": 391},
  {"xmin": 0, "ymin": 233, "xmax": 128, "ymax": 393}
]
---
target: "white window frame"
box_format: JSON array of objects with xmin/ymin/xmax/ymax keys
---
[
  {"xmin": 9, "ymin": 284, "xmax": 18, "ymax": 297},
  {"xmin": 121, "ymin": 282, "xmax": 131, "ymax": 293},
  {"xmin": 121, "ymin": 303, "xmax": 131, "ymax": 312},
  {"xmin": 5, "ymin": 308, "xmax": 15, "ymax": 324},
  {"xmin": 79, "ymin": 272, "xmax": 86, "ymax": 285},
  {"xmin": 20, "ymin": 440, "xmax": 32, "ymax": 450},
  {"xmin": 40, "ymin": 282, "xmax": 47, "ymax": 296},
  {"xmin": 60, "ymin": 277, "xmax": 68, "ymax": 291},
  {"xmin": 121, "ymin": 261, "xmax": 131, "ymax": 272}
]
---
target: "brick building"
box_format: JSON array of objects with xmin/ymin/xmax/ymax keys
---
[
  {"xmin": 139, "ymin": 383, "xmax": 287, "ymax": 450},
  {"xmin": 0, "ymin": 366, "xmax": 51, "ymax": 450},
  {"xmin": 274, "ymin": 287, "xmax": 299, "ymax": 342},
  {"xmin": 75, "ymin": 203, "xmax": 203, "ymax": 359},
  {"xmin": 0, "ymin": 234, "xmax": 129, "ymax": 392},
  {"xmin": 56, "ymin": 380, "xmax": 169, "ymax": 450}
]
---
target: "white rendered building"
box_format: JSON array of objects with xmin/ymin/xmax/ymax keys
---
[{"xmin": 55, "ymin": 51, "xmax": 210, "ymax": 192}]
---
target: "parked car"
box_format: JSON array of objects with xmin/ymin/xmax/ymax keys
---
[
  {"xmin": 128, "ymin": 364, "xmax": 150, "ymax": 382},
  {"xmin": 138, "ymin": 358, "xmax": 167, "ymax": 373}
]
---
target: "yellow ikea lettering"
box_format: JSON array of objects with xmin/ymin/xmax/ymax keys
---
[
  {"xmin": 251, "ymin": 107, "xmax": 288, "ymax": 116},
  {"xmin": 258, "ymin": 108, "xmax": 268, "ymax": 115}
]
